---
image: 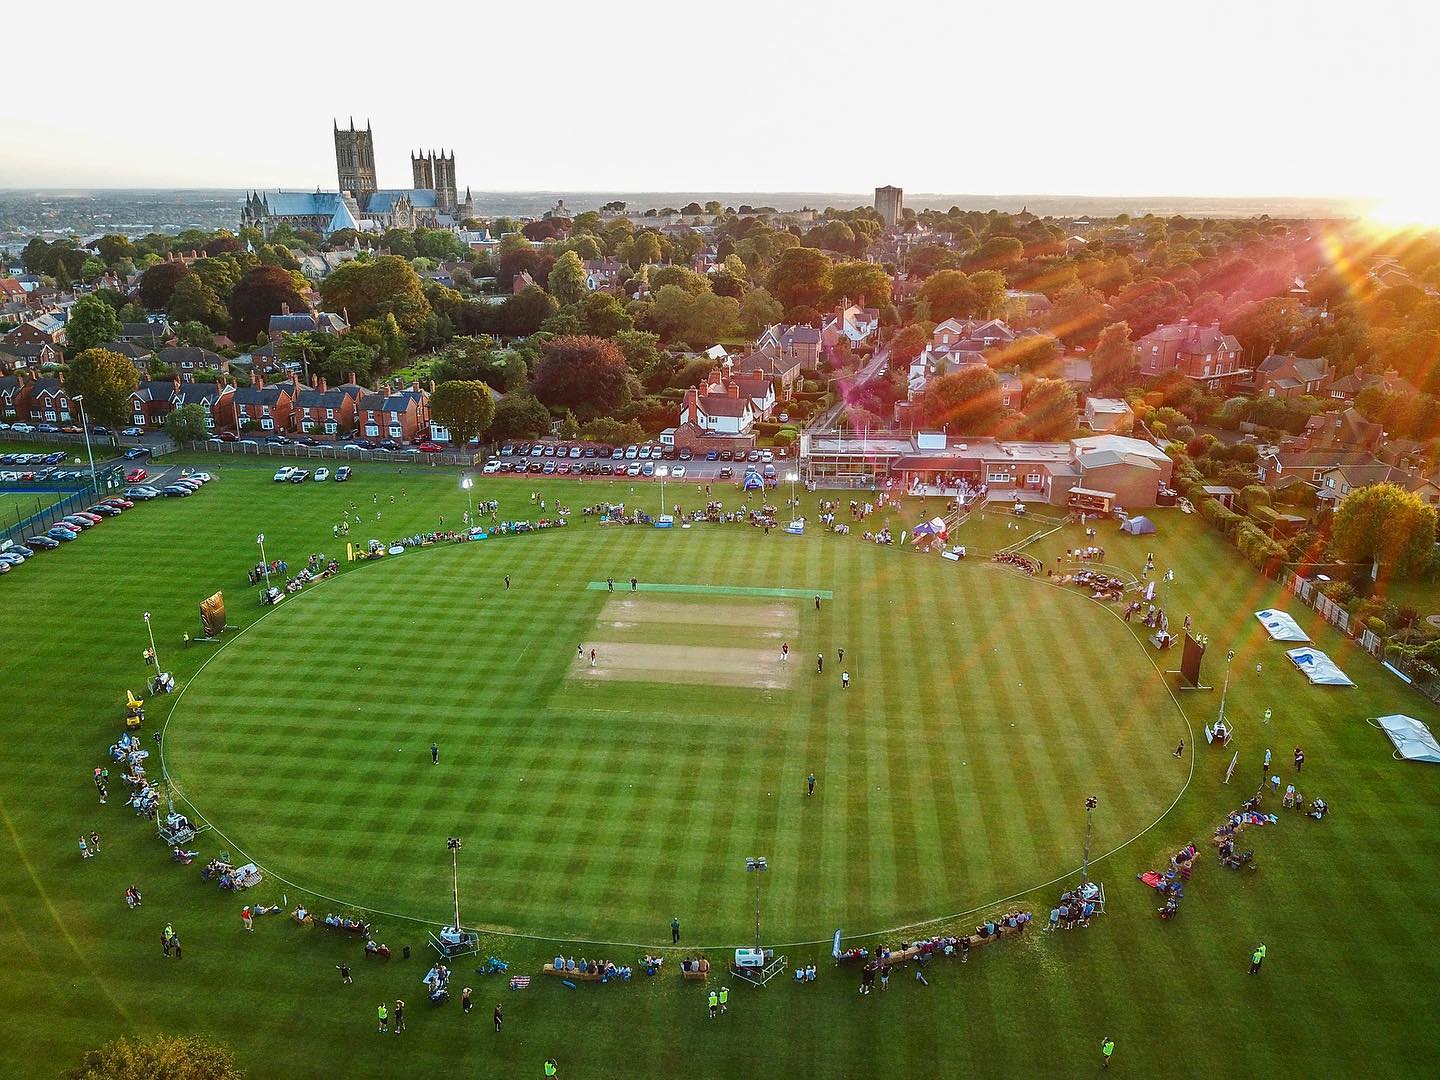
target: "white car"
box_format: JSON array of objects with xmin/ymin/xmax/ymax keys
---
[
  {"xmin": 672, "ymin": 465, "xmax": 686, "ymax": 478},
  {"xmin": 11, "ymin": 423, "xmax": 34, "ymax": 433},
  {"xmin": 313, "ymin": 467, "xmax": 330, "ymax": 482},
  {"xmin": 654, "ymin": 464, "xmax": 670, "ymax": 478},
  {"xmin": 121, "ymin": 427, "xmax": 144, "ymax": 437},
  {"xmin": 482, "ymin": 460, "xmax": 501, "ymax": 474},
  {"xmin": 273, "ymin": 467, "xmax": 296, "ymax": 482}
]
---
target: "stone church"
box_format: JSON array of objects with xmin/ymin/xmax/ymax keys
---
[{"xmin": 242, "ymin": 119, "xmax": 474, "ymax": 238}]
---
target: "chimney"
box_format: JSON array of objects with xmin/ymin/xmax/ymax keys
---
[
  {"xmin": 281, "ymin": 302, "xmax": 291, "ymax": 316},
  {"xmin": 317, "ymin": 375, "xmax": 327, "ymax": 392},
  {"xmin": 291, "ymin": 372, "xmax": 300, "ymax": 392},
  {"xmin": 252, "ymin": 371, "xmax": 262, "ymax": 389},
  {"xmin": 347, "ymin": 371, "xmax": 356, "ymax": 385},
  {"xmin": 684, "ymin": 387, "xmax": 698, "ymax": 420},
  {"xmin": 728, "ymin": 382, "xmax": 740, "ymax": 398},
  {"xmin": 428, "ymin": 380, "xmax": 436, "ymax": 393}
]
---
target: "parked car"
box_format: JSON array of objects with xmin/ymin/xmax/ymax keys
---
[
  {"xmin": 124, "ymin": 447, "xmax": 150, "ymax": 459},
  {"xmin": 0, "ymin": 552, "xmax": 25, "ymax": 567},
  {"xmin": 47, "ymin": 526, "xmax": 78, "ymax": 542},
  {"xmin": 26, "ymin": 535, "xmax": 60, "ymax": 550},
  {"xmin": 612, "ymin": 447, "xmax": 625, "ymax": 459},
  {"xmin": 762, "ymin": 449, "xmax": 774, "ymax": 463},
  {"xmin": 626, "ymin": 463, "xmax": 641, "ymax": 476},
  {"xmin": 313, "ymin": 467, "xmax": 330, "ymax": 482},
  {"xmin": 483, "ymin": 460, "xmax": 501, "ymax": 474},
  {"xmin": 59, "ymin": 424, "xmax": 82, "ymax": 434},
  {"xmin": 718, "ymin": 466, "xmax": 734, "ymax": 479},
  {"xmin": 267, "ymin": 435, "xmax": 292, "ymax": 445},
  {"xmin": 125, "ymin": 468, "xmax": 148, "ymax": 483},
  {"xmin": 625, "ymin": 445, "xmax": 639, "ymax": 460},
  {"xmin": 289, "ymin": 469, "xmax": 310, "ymax": 483},
  {"xmin": 530, "ymin": 445, "xmax": 544, "ymax": 457},
  {"xmin": 294, "ymin": 435, "xmax": 318, "ymax": 446},
  {"xmin": 556, "ymin": 462, "xmax": 571, "ymax": 474},
  {"xmin": 417, "ymin": 443, "xmax": 444, "ymax": 453},
  {"xmin": 62, "ymin": 515, "xmax": 95, "ymax": 529},
  {"xmin": 273, "ymin": 467, "xmax": 296, "ymax": 482},
  {"xmin": 87, "ymin": 504, "xmax": 122, "ymax": 517},
  {"xmin": 672, "ymin": 465, "xmax": 687, "ymax": 478},
  {"xmin": 655, "ymin": 464, "xmax": 670, "ymax": 478},
  {"xmin": 678, "ymin": 447, "xmax": 693, "ymax": 461},
  {"xmin": 641, "ymin": 462, "xmax": 655, "ymax": 476},
  {"xmin": 120, "ymin": 427, "xmax": 144, "ymax": 437},
  {"xmin": 569, "ymin": 446, "xmax": 582, "ymax": 458},
  {"xmin": 218, "ymin": 431, "xmax": 238, "ymax": 442},
  {"xmin": 124, "ymin": 486, "xmax": 161, "ymax": 500},
  {"xmin": 102, "ymin": 497, "xmax": 134, "ymax": 509},
  {"xmin": 748, "ymin": 450, "xmax": 762, "ymax": 462},
  {"xmin": 91, "ymin": 426, "xmax": 111, "ymax": 436},
  {"xmin": 161, "ymin": 484, "xmax": 193, "ymax": 497},
  {"xmin": 542, "ymin": 461, "xmax": 557, "ymax": 474},
  {"xmin": 36, "ymin": 423, "xmax": 60, "ymax": 433},
  {"xmin": 335, "ymin": 466, "xmax": 351, "ymax": 482},
  {"xmin": 11, "ymin": 423, "xmax": 35, "ymax": 433},
  {"xmin": 706, "ymin": 450, "xmax": 719, "ymax": 461}
]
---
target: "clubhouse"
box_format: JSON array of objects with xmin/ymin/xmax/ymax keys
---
[{"xmin": 800, "ymin": 432, "xmax": 1174, "ymax": 509}]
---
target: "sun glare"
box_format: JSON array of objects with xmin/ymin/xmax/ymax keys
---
[{"xmin": 1366, "ymin": 192, "xmax": 1440, "ymax": 231}]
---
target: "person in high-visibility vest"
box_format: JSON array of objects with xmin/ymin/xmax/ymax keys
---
[
  {"xmin": 718, "ymin": 986, "xmax": 729, "ymax": 1015},
  {"xmin": 376, "ymin": 1002, "xmax": 388, "ymax": 1034},
  {"xmin": 1250, "ymin": 942, "xmax": 1267, "ymax": 975},
  {"xmin": 544, "ymin": 1058, "xmax": 557, "ymax": 1077},
  {"xmin": 707, "ymin": 989, "xmax": 718, "ymax": 1019},
  {"xmin": 1101, "ymin": 1037, "xmax": 1115, "ymax": 1068}
]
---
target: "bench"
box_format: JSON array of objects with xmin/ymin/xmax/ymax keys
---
[
  {"xmin": 543, "ymin": 964, "xmax": 601, "ymax": 981},
  {"xmin": 680, "ymin": 959, "xmax": 711, "ymax": 981}
]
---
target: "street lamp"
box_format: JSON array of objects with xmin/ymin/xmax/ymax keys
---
[
  {"xmin": 142, "ymin": 610, "xmax": 160, "ymax": 674},
  {"xmin": 786, "ymin": 471, "xmax": 799, "ymax": 523},
  {"xmin": 447, "ymin": 837, "xmax": 463, "ymax": 929},
  {"xmin": 658, "ymin": 474, "xmax": 666, "ymax": 520},
  {"xmin": 71, "ymin": 394, "xmax": 99, "ymax": 490},
  {"xmin": 745, "ymin": 856, "xmax": 768, "ymax": 950},
  {"xmin": 1218, "ymin": 648, "xmax": 1236, "ymax": 727},
  {"xmin": 256, "ymin": 533, "xmax": 271, "ymax": 589},
  {"xmin": 1082, "ymin": 795, "xmax": 1098, "ymax": 882},
  {"xmin": 460, "ymin": 475, "xmax": 473, "ymax": 523}
]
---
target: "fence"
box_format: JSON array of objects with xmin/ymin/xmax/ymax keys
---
[
  {"xmin": 187, "ymin": 441, "xmax": 484, "ymax": 467},
  {"xmin": 1, "ymin": 489, "xmax": 98, "ymax": 546}
]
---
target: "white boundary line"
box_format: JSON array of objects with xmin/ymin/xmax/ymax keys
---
[{"xmin": 158, "ymin": 531, "xmax": 1197, "ymax": 951}]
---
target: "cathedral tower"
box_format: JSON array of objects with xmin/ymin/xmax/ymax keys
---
[{"xmin": 334, "ymin": 118, "xmax": 377, "ymax": 200}]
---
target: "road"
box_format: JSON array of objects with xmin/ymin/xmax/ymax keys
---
[{"xmin": 807, "ymin": 346, "xmax": 891, "ymax": 433}]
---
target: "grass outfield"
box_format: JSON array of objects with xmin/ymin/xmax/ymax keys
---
[{"xmin": 0, "ymin": 458, "xmax": 1437, "ymax": 1077}]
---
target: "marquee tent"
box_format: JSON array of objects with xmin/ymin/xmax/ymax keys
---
[
  {"xmin": 1372, "ymin": 714, "xmax": 1440, "ymax": 764},
  {"xmin": 1255, "ymin": 609, "xmax": 1311, "ymax": 643},
  {"xmin": 912, "ymin": 518, "xmax": 949, "ymax": 540},
  {"xmin": 1285, "ymin": 647, "xmax": 1355, "ymax": 687},
  {"xmin": 742, "ymin": 470, "xmax": 765, "ymax": 491},
  {"xmin": 1120, "ymin": 515, "xmax": 1157, "ymax": 535}
]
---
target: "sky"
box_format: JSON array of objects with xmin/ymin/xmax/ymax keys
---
[{"xmin": 1, "ymin": 0, "xmax": 1435, "ymax": 203}]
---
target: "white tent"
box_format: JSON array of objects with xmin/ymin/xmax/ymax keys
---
[
  {"xmin": 1255, "ymin": 609, "xmax": 1311, "ymax": 643},
  {"xmin": 1121, "ymin": 515, "xmax": 1157, "ymax": 535},
  {"xmin": 1373, "ymin": 714, "xmax": 1440, "ymax": 764},
  {"xmin": 1285, "ymin": 647, "xmax": 1355, "ymax": 687}
]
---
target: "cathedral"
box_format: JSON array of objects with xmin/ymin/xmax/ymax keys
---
[{"xmin": 242, "ymin": 119, "xmax": 475, "ymax": 238}]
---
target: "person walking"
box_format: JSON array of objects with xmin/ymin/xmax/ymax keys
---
[
  {"xmin": 815, "ymin": 594, "xmax": 821, "ymax": 611},
  {"xmin": 393, "ymin": 1000, "xmax": 405, "ymax": 1034},
  {"xmin": 718, "ymin": 986, "xmax": 729, "ymax": 1015},
  {"xmin": 590, "ymin": 648, "xmax": 597, "ymax": 668},
  {"xmin": 837, "ymin": 648, "xmax": 844, "ymax": 664},
  {"xmin": 161, "ymin": 926, "xmax": 172, "ymax": 957},
  {"xmin": 780, "ymin": 642, "xmax": 788, "ymax": 662},
  {"xmin": 431, "ymin": 742, "xmax": 439, "ymax": 765},
  {"xmin": 544, "ymin": 1060, "xmax": 558, "ymax": 1078},
  {"xmin": 1173, "ymin": 740, "xmax": 1185, "ymax": 758},
  {"xmin": 462, "ymin": 987, "xmax": 473, "ymax": 1014},
  {"xmin": 807, "ymin": 772, "xmax": 816, "ymax": 796},
  {"xmin": 171, "ymin": 935, "xmax": 183, "ymax": 960},
  {"xmin": 505, "ymin": 575, "xmax": 511, "ymax": 590},
  {"xmin": 1101, "ymin": 1036, "xmax": 1115, "ymax": 1069},
  {"xmin": 79, "ymin": 835, "xmax": 91, "ymax": 859},
  {"xmin": 1263, "ymin": 747, "xmax": 1272, "ymax": 776},
  {"xmin": 242, "ymin": 906, "xmax": 253, "ymax": 932},
  {"xmin": 707, "ymin": 989, "xmax": 718, "ymax": 1019},
  {"xmin": 337, "ymin": 962, "xmax": 352, "ymax": 984},
  {"xmin": 816, "ymin": 653, "xmax": 823, "ymax": 674},
  {"xmin": 607, "ymin": 577, "xmax": 614, "ymax": 592},
  {"xmin": 1250, "ymin": 942, "xmax": 1266, "ymax": 974},
  {"xmin": 377, "ymin": 1002, "xmax": 388, "ymax": 1034},
  {"xmin": 630, "ymin": 577, "xmax": 638, "ymax": 592},
  {"xmin": 494, "ymin": 1003, "xmax": 503, "ymax": 1032},
  {"xmin": 577, "ymin": 644, "xmax": 584, "ymax": 660},
  {"xmin": 1294, "ymin": 746, "xmax": 1305, "ymax": 773},
  {"xmin": 879, "ymin": 966, "xmax": 890, "ymax": 991},
  {"xmin": 89, "ymin": 831, "xmax": 101, "ymax": 855},
  {"xmin": 671, "ymin": 917, "xmax": 681, "ymax": 944},
  {"xmin": 841, "ymin": 671, "xmax": 850, "ymax": 689}
]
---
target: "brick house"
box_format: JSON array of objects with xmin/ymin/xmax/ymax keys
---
[
  {"xmin": 356, "ymin": 391, "xmax": 421, "ymax": 442},
  {"xmin": 1254, "ymin": 353, "xmax": 1332, "ymax": 398},
  {"xmin": 1136, "ymin": 319, "xmax": 1246, "ymax": 389},
  {"xmin": 126, "ymin": 377, "xmax": 236, "ymax": 433},
  {"xmin": 755, "ymin": 323, "xmax": 821, "ymax": 370},
  {"xmin": 156, "ymin": 346, "xmax": 225, "ymax": 381},
  {"xmin": 1325, "ymin": 365, "xmax": 1412, "ymax": 403},
  {"xmin": 1299, "ymin": 408, "xmax": 1384, "ymax": 453},
  {"xmin": 232, "ymin": 377, "xmax": 294, "ymax": 435},
  {"xmin": 118, "ymin": 320, "xmax": 175, "ymax": 348},
  {"xmin": 0, "ymin": 373, "xmax": 36, "ymax": 421},
  {"xmin": 25, "ymin": 376, "xmax": 73, "ymax": 423},
  {"xmin": 0, "ymin": 341, "xmax": 61, "ymax": 371},
  {"xmin": 293, "ymin": 378, "xmax": 357, "ymax": 438},
  {"xmin": 679, "ymin": 376, "xmax": 756, "ymax": 435},
  {"xmin": 2, "ymin": 311, "xmax": 66, "ymax": 349}
]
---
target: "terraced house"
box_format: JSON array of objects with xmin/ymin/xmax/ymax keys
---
[{"xmin": 1136, "ymin": 318, "xmax": 1246, "ymax": 389}]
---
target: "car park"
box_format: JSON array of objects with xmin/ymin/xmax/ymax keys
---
[
  {"xmin": 26, "ymin": 535, "xmax": 59, "ymax": 550},
  {"xmin": 47, "ymin": 526, "xmax": 77, "ymax": 541},
  {"xmin": 335, "ymin": 466, "xmax": 351, "ymax": 482},
  {"xmin": 313, "ymin": 467, "xmax": 330, "ymax": 482},
  {"xmin": 273, "ymin": 467, "xmax": 296, "ymax": 482},
  {"xmin": 162, "ymin": 484, "xmax": 193, "ymax": 497}
]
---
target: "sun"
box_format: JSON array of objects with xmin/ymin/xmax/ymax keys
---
[{"xmin": 1365, "ymin": 192, "xmax": 1440, "ymax": 231}]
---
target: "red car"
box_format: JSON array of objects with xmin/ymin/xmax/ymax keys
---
[
  {"xmin": 102, "ymin": 497, "xmax": 135, "ymax": 509},
  {"xmin": 417, "ymin": 442, "xmax": 444, "ymax": 453},
  {"xmin": 73, "ymin": 511, "xmax": 104, "ymax": 524},
  {"xmin": 125, "ymin": 468, "xmax": 148, "ymax": 483}
]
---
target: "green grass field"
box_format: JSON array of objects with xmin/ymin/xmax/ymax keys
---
[{"xmin": 2, "ymin": 457, "xmax": 1438, "ymax": 1077}]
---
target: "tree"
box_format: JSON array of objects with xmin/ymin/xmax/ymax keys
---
[
  {"xmin": 64, "ymin": 295, "xmax": 124, "ymax": 353},
  {"xmin": 489, "ymin": 392, "xmax": 553, "ymax": 441},
  {"xmin": 889, "ymin": 324, "xmax": 929, "ymax": 366},
  {"xmin": 628, "ymin": 232, "xmax": 662, "ymax": 269},
  {"xmin": 322, "ymin": 255, "xmax": 432, "ymax": 335},
  {"xmin": 433, "ymin": 336, "xmax": 526, "ymax": 393},
  {"xmin": 65, "ymin": 348, "xmax": 139, "ymax": 428},
  {"xmin": 917, "ymin": 366, "xmax": 1004, "ymax": 434},
  {"xmin": 1330, "ymin": 483, "xmax": 1437, "ymax": 578},
  {"xmin": 576, "ymin": 292, "xmax": 633, "ymax": 337},
  {"xmin": 167, "ymin": 274, "xmax": 229, "ymax": 330},
  {"xmin": 548, "ymin": 250, "xmax": 589, "ymax": 307},
  {"xmin": 828, "ymin": 260, "xmax": 892, "ymax": 307},
  {"xmin": 138, "ymin": 261, "xmax": 191, "ymax": 309},
  {"xmin": 989, "ymin": 333, "xmax": 1060, "ymax": 374},
  {"xmin": 71, "ymin": 1034, "xmax": 243, "ymax": 1080},
  {"xmin": 1019, "ymin": 377, "xmax": 1078, "ymax": 439},
  {"xmin": 499, "ymin": 286, "xmax": 558, "ymax": 337},
  {"xmin": 164, "ymin": 402, "xmax": 210, "ymax": 443},
  {"xmin": 531, "ymin": 335, "xmax": 630, "ymax": 417},
  {"xmin": 737, "ymin": 288, "xmax": 784, "ymax": 336},
  {"xmin": 918, "ymin": 270, "xmax": 979, "ymax": 323},
  {"xmin": 963, "ymin": 235, "xmax": 1025, "ymax": 273},
  {"xmin": 767, "ymin": 248, "xmax": 833, "ymax": 314},
  {"xmin": 583, "ymin": 417, "xmax": 646, "ymax": 445},
  {"xmin": 95, "ymin": 235, "xmax": 135, "ymax": 266},
  {"xmin": 1091, "ymin": 322, "xmax": 1140, "ymax": 393},
  {"xmin": 429, "ymin": 380, "xmax": 495, "ymax": 445},
  {"xmin": 1224, "ymin": 297, "xmax": 1307, "ymax": 361},
  {"xmin": 230, "ymin": 265, "xmax": 307, "ymax": 342}
]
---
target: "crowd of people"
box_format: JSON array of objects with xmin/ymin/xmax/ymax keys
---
[
  {"xmin": 1046, "ymin": 884, "xmax": 1102, "ymax": 930},
  {"xmin": 551, "ymin": 955, "xmax": 634, "ymax": 983},
  {"xmin": 993, "ymin": 551, "xmax": 1040, "ymax": 574}
]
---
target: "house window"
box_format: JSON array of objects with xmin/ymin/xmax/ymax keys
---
[
  {"xmin": 1026, "ymin": 473, "xmax": 1042, "ymax": 485},
  {"xmin": 987, "ymin": 470, "xmax": 1012, "ymax": 484},
  {"xmin": 326, "ymin": 409, "xmax": 334, "ymax": 420},
  {"xmin": 133, "ymin": 413, "xmax": 144, "ymax": 425},
  {"xmin": 325, "ymin": 423, "xmax": 337, "ymax": 434},
  {"xmin": 365, "ymin": 424, "xmax": 379, "ymax": 437},
  {"xmin": 1002, "ymin": 395, "xmax": 1012, "ymax": 407},
  {"xmin": 203, "ymin": 415, "xmax": 214, "ymax": 429},
  {"xmin": 1268, "ymin": 388, "xmax": 1276, "ymax": 397},
  {"xmin": 388, "ymin": 425, "xmax": 401, "ymax": 438},
  {"xmin": 261, "ymin": 418, "xmax": 274, "ymax": 431},
  {"xmin": 262, "ymin": 405, "xmax": 270, "ymax": 416},
  {"xmin": 45, "ymin": 410, "xmax": 56, "ymax": 421}
]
